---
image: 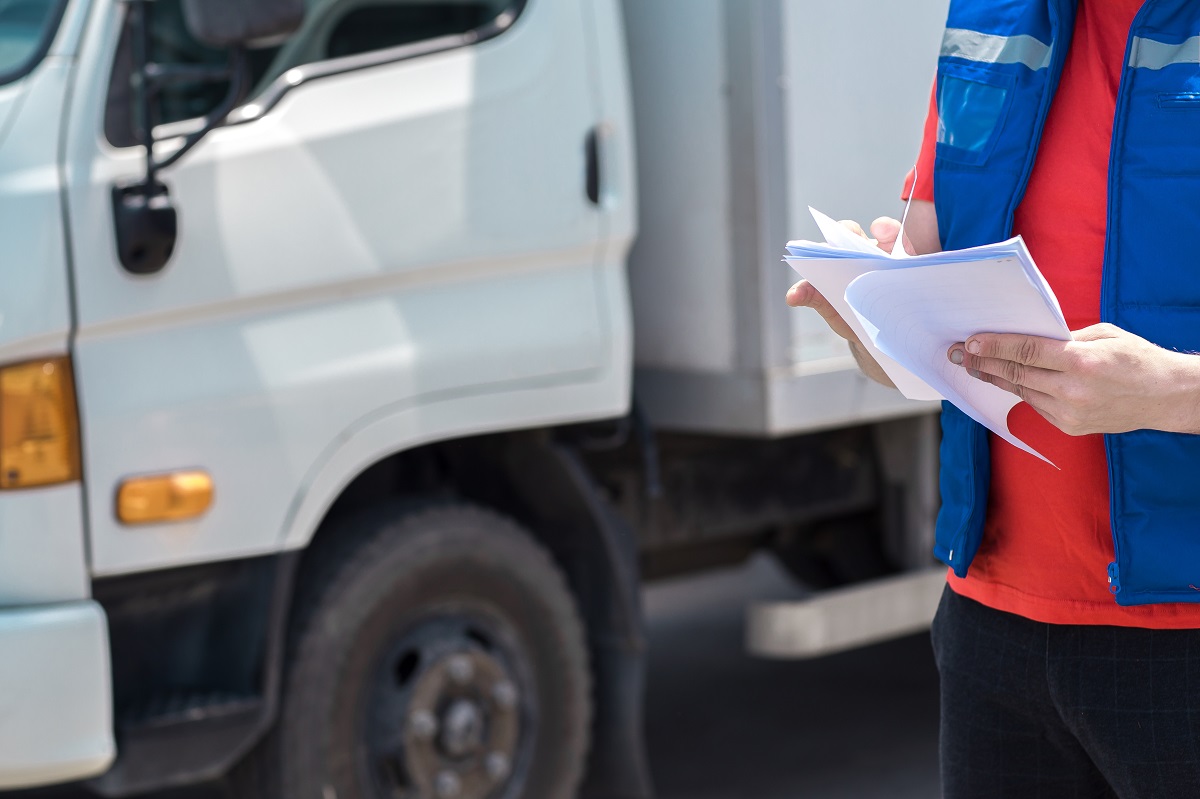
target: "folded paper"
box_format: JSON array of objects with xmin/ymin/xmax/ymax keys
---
[{"xmin": 786, "ymin": 207, "xmax": 1071, "ymax": 464}]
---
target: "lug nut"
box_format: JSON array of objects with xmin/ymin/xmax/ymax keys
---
[
  {"xmin": 435, "ymin": 770, "xmax": 462, "ymax": 798},
  {"xmin": 409, "ymin": 709, "xmax": 438, "ymax": 740},
  {"xmin": 492, "ymin": 680, "xmax": 517, "ymax": 709},
  {"xmin": 485, "ymin": 751, "xmax": 511, "ymax": 781},
  {"xmin": 446, "ymin": 655, "xmax": 474, "ymax": 685}
]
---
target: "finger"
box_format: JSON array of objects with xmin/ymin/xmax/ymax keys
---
[
  {"xmin": 786, "ymin": 280, "xmax": 857, "ymax": 340},
  {"xmin": 839, "ymin": 219, "xmax": 868, "ymax": 239},
  {"xmin": 786, "ymin": 279, "xmax": 816, "ymax": 307},
  {"xmin": 788, "ymin": 279, "xmax": 833, "ymax": 310},
  {"xmin": 964, "ymin": 366, "xmax": 1023, "ymax": 397},
  {"xmin": 869, "ymin": 217, "xmax": 914, "ymax": 255},
  {"xmin": 1013, "ymin": 389, "xmax": 1081, "ymax": 435},
  {"xmin": 953, "ymin": 351, "xmax": 1064, "ymax": 394},
  {"xmin": 962, "ymin": 333, "xmax": 1071, "ymax": 370},
  {"xmin": 964, "ymin": 366, "xmax": 1058, "ymax": 410},
  {"xmin": 836, "ymin": 219, "xmax": 888, "ymax": 251},
  {"xmin": 869, "ymin": 217, "xmax": 901, "ymax": 239},
  {"xmin": 1023, "ymin": 396, "xmax": 1071, "ymax": 431},
  {"xmin": 806, "ymin": 297, "xmax": 857, "ymax": 340}
]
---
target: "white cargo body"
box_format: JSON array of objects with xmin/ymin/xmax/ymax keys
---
[{"xmin": 625, "ymin": 0, "xmax": 947, "ymax": 435}]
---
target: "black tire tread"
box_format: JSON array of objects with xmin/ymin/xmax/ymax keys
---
[{"xmin": 233, "ymin": 501, "xmax": 591, "ymax": 799}]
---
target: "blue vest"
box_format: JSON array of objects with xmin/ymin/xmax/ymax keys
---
[{"xmin": 934, "ymin": 0, "xmax": 1200, "ymax": 606}]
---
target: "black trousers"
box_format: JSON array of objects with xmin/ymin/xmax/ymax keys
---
[{"xmin": 932, "ymin": 586, "xmax": 1200, "ymax": 799}]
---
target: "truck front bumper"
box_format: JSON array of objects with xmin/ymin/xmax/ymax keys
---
[{"xmin": 0, "ymin": 600, "xmax": 114, "ymax": 789}]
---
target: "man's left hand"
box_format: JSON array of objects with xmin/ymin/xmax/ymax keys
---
[{"xmin": 947, "ymin": 323, "xmax": 1200, "ymax": 436}]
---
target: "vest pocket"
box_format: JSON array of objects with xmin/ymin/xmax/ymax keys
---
[
  {"xmin": 935, "ymin": 63, "xmax": 1016, "ymax": 166},
  {"xmin": 1157, "ymin": 92, "xmax": 1200, "ymax": 109}
]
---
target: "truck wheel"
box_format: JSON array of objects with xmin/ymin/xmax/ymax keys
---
[{"xmin": 239, "ymin": 503, "xmax": 591, "ymax": 799}]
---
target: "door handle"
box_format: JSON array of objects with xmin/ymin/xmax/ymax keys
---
[{"xmin": 585, "ymin": 125, "xmax": 602, "ymax": 205}]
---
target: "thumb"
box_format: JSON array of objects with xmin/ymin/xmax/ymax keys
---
[{"xmin": 870, "ymin": 217, "xmax": 915, "ymax": 255}]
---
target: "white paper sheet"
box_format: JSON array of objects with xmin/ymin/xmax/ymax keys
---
[
  {"xmin": 785, "ymin": 207, "xmax": 1072, "ymax": 464},
  {"xmin": 787, "ymin": 254, "xmax": 942, "ymax": 401},
  {"xmin": 846, "ymin": 257, "xmax": 1071, "ymax": 465}
]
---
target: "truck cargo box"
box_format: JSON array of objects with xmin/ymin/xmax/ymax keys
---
[{"xmin": 624, "ymin": 0, "xmax": 948, "ymax": 436}]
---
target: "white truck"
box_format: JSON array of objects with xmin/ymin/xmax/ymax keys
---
[{"xmin": 0, "ymin": 0, "xmax": 947, "ymax": 796}]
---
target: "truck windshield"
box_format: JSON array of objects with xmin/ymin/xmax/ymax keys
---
[{"xmin": 0, "ymin": 0, "xmax": 67, "ymax": 86}]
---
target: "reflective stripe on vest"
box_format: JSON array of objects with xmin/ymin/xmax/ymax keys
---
[
  {"xmin": 941, "ymin": 28, "xmax": 1053, "ymax": 70},
  {"xmin": 1129, "ymin": 35, "xmax": 1200, "ymax": 69}
]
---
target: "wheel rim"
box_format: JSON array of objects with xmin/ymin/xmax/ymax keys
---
[{"xmin": 362, "ymin": 611, "xmax": 535, "ymax": 799}]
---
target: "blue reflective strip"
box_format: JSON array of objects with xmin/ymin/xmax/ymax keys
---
[{"xmin": 940, "ymin": 28, "xmax": 1052, "ymax": 70}]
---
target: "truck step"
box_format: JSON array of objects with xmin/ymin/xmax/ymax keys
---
[
  {"xmin": 746, "ymin": 567, "xmax": 946, "ymax": 659},
  {"xmin": 90, "ymin": 695, "xmax": 265, "ymax": 796},
  {"xmin": 119, "ymin": 691, "xmax": 260, "ymax": 729}
]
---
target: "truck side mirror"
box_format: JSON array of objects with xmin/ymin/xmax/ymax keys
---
[
  {"xmin": 112, "ymin": 0, "xmax": 306, "ymax": 276},
  {"xmin": 180, "ymin": 0, "xmax": 305, "ymax": 49}
]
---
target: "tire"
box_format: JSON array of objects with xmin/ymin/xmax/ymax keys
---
[{"xmin": 234, "ymin": 502, "xmax": 592, "ymax": 799}]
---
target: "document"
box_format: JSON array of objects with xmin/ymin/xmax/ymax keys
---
[{"xmin": 786, "ymin": 207, "xmax": 1071, "ymax": 464}]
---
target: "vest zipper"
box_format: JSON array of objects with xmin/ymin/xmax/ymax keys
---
[
  {"xmin": 946, "ymin": 0, "xmax": 1070, "ymax": 577},
  {"xmin": 948, "ymin": 421, "xmax": 986, "ymax": 576},
  {"xmin": 1100, "ymin": 0, "xmax": 1158, "ymax": 599},
  {"xmin": 944, "ymin": 3, "xmax": 1076, "ymax": 577}
]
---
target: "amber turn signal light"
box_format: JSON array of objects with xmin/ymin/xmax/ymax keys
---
[
  {"xmin": 0, "ymin": 357, "xmax": 82, "ymax": 490},
  {"xmin": 117, "ymin": 470, "xmax": 214, "ymax": 525}
]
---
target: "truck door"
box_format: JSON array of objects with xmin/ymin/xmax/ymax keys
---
[{"xmin": 62, "ymin": 0, "xmax": 612, "ymax": 575}]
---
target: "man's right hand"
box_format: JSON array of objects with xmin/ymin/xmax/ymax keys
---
[{"xmin": 785, "ymin": 217, "xmax": 916, "ymax": 388}]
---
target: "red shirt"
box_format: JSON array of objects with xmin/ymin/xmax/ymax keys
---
[{"xmin": 908, "ymin": 0, "xmax": 1200, "ymax": 627}]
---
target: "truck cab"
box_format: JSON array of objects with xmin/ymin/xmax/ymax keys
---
[{"xmin": 3, "ymin": 0, "xmax": 633, "ymax": 793}]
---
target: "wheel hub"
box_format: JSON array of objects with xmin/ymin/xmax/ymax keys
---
[
  {"xmin": 380, "ymin": 645, "xmax": 524, "ymax": 799},
  {"xmin": 440, "ymin": 698, "xmax": 485, "ymax": 758}
]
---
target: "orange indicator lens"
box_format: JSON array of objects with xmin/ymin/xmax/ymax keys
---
[
  {"xmin": 117, "ymin": 470, "xmax": 214, "ymax": 525},
  {"xmin": 0, "ymin": 357, "xmax": 82, "ymax": 489}
]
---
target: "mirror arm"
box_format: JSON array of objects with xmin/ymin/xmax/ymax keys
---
[
  {"xmin": 130, "ymin": 0, "xmax": 157, "ymax": 189},
  {"xmin": 113, "ymin": 0, "xmax": 248, "ymax": 276},
  {"xmin": 153, "ymin": 46, "xmax": 246, "ymax": 172},
  {"xmin": 127, "ymin": 0, "xmax": 249, "ymax": 181}
]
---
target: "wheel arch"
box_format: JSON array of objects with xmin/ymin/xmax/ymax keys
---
[
  {"xmin": 290, "ymin": 427, "xmax": 645, "ymax": 657},
  {"xmin": 284, "ymin": 424, "xmax": 654, "ymax": 798},
  {"xmin": 276, "ymin": 375, "xmax": 628, "ymax": 553}
]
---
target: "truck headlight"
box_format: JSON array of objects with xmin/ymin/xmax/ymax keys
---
[{"xmin": 0, "ymin": 357, "xmax": 82, "ymax": 489}]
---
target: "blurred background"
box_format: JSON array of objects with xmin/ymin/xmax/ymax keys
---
[{"xmin": 0, "ymin": 0, "xmax": 947, "ymax": 796}]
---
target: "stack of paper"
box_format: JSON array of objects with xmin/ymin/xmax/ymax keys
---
[{"xmin": 786, "ymin": 207, "xmax": 1071, "ymax": 464}]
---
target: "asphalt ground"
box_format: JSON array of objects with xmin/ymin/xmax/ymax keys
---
[
  {"xmin": 645, "ymin": 555, "xmax": 941, "ymax": 799},
  {"xmin": 17, "ymin": 554, "xmax": 942, "ymax": 799}
]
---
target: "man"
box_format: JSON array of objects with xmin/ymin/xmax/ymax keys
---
[{"xmin": 787, "ymin": 2, "xmax": 1200, "ymax": 796}]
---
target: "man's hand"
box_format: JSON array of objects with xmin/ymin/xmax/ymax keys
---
[
  {"xmin": 948, "ymin": 323, "xmax": 1200, "ymax": 435},
  {"xmin": 785, "ymin": 217, "xmax": 917, "ymax": 388}
]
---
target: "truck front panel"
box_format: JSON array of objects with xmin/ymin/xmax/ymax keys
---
[{"xmin": 0, "ymin": 0, "xmax": 116, "ymax": 786}]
